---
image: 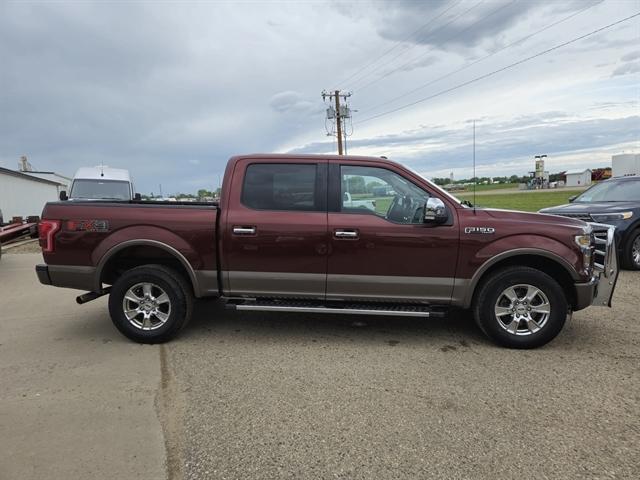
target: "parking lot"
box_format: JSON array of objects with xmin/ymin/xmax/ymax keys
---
[{"xmin": 1, "ymin": 252, "xmax": 639, "ymax": 479}]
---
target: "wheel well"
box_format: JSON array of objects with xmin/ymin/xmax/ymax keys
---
[
  {"xmin": 621, "ymin": 225, "xmax": 640, "ymax": 268},
  {"xmin": 472, "ymin": 255, "xmax": 577, "ymax": 309},
  {"xmin": 100, "ymin": 245, "xmax": 194, "ymax": 293},
  {"xmin": 623, "ymin": 225, "xmax": 640, "ymax": 248}
]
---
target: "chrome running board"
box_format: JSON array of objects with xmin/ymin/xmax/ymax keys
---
[{"xmin": 225, "ymin": 299, "xmax": 445, "ymax": 318}]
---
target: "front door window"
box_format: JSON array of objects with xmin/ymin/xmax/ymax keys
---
[{"xmin": 341, "ymin": 165, "xmax": 429, "ymax": 224}]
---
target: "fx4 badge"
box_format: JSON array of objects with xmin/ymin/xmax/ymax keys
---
[{"xmin": 465, "ymin": 226, "xmax": 495, "ymax": 234}]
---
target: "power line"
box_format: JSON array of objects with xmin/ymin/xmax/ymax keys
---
[
  {"xmin": 360, "ymin": 1, "xmax": 602, "ymax": 115},
  {"xmin": 356, "ymin": 11, "xmax": 640, "ymax": 125},
  {"xmin": 354, "ymin": 0, "xmax": 517, "ymax": 94},
  {"xmin": 348, "ymin": 0, "xmax": 484, "ymax": 91},
  {"xmin": 334, "ymin": 1, "xmax": 463, "ymax": 91}
]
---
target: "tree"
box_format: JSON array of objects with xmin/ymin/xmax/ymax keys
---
[
  {"xmin": 344, "ymin": 176, "xmax": 366, "ymax": 194},
  {"xmin": 365, "ymin": 181, "xmax": 383, "ymax": 193},
  {"xmin": 432, "ymin": 177, "xmax": 451, "ymax": 186}
]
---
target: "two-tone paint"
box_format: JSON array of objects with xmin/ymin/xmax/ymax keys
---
[{"xmin": 38, "ymin": 153, "xmax": 599, "ymax": 311}]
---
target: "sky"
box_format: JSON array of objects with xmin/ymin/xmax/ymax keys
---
[{"xmin": 1, "ymin": 0, "xmax": 638, "ymax": 195}]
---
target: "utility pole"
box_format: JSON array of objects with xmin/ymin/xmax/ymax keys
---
[
  {"xmin": 322, "ymin": 90, "xmax": 351, "ymax": 155},
  {"xmin": 334, "ymin": 91, "xmax": 343, "ymax": 155}
]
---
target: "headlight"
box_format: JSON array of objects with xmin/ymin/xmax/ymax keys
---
[
  {"xmin": 574, "ymin": 234, "xmax": 591, "ymax": 248},
  {"xmin": 575, "ymin": 234, "xmax": 593, "ymax": 274},
  {"xmin": 590, "ymin": 212, "xmax": 633, "ymax": 222}
]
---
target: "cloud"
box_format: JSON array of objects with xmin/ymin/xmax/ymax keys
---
[
  {"xmin": 0, "ymin": 0, "xmax": 637, "ymax": 194},
  {"xmin": 612, "ymin": 61, "xmax": 640, "ymax": 77},
  {"xmin": 333, "ymin": 0, "xmax": 591, "ymax": 50},
  {"xmin": 397, "ymin": 55, "xmax": 440, "ymax": 73},
  {"xmin": 288, "ymin": 113, "xmax": 640, "ymax": 177},
  {"xmin": 621, "ymin": 51, "xmax": 640, "ymax": 62},
  {"xmin": 269, "ymin": 91, "xmax": 323, "ymax": 115}
]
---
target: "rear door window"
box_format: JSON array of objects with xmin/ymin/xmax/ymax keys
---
[{"xmin": 241, "ymin": 163, "xmax": 323, "ymax": 211}]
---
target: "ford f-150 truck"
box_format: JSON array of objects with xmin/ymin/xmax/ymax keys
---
[{"xmin": 36, "ymin": 154, "xmax": 619, "ymax": 348}]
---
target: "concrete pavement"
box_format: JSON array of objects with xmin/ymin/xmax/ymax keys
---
[
  {"xmin": 1, "ymin": 253, "xmax": 639, "ymax": 479},
  {"xmin": 0, "ymin": 254, "xmax": 166, "ymax": 480},
  {"xmin": 167, "ymin": 270, "xmax": 640, "ymax": 480}
]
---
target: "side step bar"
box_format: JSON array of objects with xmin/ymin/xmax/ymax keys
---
[
  {"xmin": 225, "ymin": 299, "xmax": 446, "ymax": 318},
  {"xmin": 76, "ymin": 287, "xmax": 112, "ymax": 305}
]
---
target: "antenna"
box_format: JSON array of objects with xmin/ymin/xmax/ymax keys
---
[{"xmin": 473, "ymin": 119, "xmax": 476, "ymax": 214}]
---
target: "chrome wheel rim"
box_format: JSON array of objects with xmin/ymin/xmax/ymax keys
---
[
  {"xmin": 632, "ymin": 234, "xmax": 640, "ymax": 267},
  {"xmin": 122, "ymin": 282, "xmax": 171, "ymax": 331},
  {"xmin": 494, "ymin": 284, "xmax": 551, "ymax": 336}
]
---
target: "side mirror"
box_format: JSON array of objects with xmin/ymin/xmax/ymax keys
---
[
  {"xmin": 424, "ymin": 197, "xmax": 447, "ymax": 224},
  {"xmin": 568, "ymin": 195, "xmax": 577, "ymax": 203},
  {"xmin": 59, "ymin": 191, "xmax": 68, "ymax": 201},
  {"xmin": 133, "ymin": 193, "xmax": 142, "ymax": 201}
]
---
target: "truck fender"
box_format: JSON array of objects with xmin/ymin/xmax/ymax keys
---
[
  {"xmin": 455, "ymin": 235, "xmax": 582, "ymax": 309},
  {"xmin": 92, "ymin": 226, "xmax": 200, "ymax": 293}
]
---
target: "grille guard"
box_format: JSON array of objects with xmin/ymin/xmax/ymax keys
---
[{"xmin": 589, "ymin": 222, "xmax": 618, "ymax": 307}]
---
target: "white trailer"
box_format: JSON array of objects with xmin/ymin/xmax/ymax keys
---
[{"xmin": 612, "ymin": 154, "xmax": 639, "ymax": 177}]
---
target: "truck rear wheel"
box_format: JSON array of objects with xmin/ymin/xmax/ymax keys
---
[
  {"xmin": 473, "ymin": 266, "xmax": 568, "ymax": 349},
  {"xmin": 108, "ymin": 264, "xmax": 193, "ymax": 343}
]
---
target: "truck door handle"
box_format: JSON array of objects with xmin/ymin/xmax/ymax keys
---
[
  {"xmin": 334, "ymin": 229, "xmax": 359, "ymax": 239},
  {"xmin": 233, "ymin": 226, "xmax": 256, "ymax": 235}
]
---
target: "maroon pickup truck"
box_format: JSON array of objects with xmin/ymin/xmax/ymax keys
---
[{"xmin": 36, "ymin": 154, "xmax": 619, "ymax": 348}]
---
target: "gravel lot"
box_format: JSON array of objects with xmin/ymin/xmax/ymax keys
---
[{"xmin": 1, "ymin": 253, "xmax": 639, "ymax": 479}]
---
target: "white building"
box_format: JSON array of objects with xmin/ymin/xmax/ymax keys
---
[
  {"xmin": 612, "ymin": 154, "xmax": 639, "ymax": 177},
  {"xmin": 564, "ymin": 169, "xmax": 592, "ymax": 187},
  {"xmin": 22, "ymin": 171, "xmax": 71, "ymax": 190},
  {"xmin": 0, "ymin": 167, "xmax": 64, "ymax": 219}
]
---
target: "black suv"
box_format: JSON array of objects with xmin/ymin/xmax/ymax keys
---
[{"xmin": 540, "ymin": 176, "xmax": 640, "ymax": 270}]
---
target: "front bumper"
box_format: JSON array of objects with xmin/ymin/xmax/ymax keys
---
[
  {"xmin": 584, "ymin": 223, "xmax": 619, "ymax": 308},
  {"xmin": 574, "ymin": 276, "xmax": 597, "ymax": 311}
]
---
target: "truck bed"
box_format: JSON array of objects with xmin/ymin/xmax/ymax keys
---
[{"xmin": 39, "ymin": 200, "xmax": 219, "ymax": 296}]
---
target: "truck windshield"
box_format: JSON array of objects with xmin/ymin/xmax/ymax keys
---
[
  {"xmin": 70, "ymin": 179, "xmax": 131, "ymax": 200},
  {"xmin": 574, "ymin": 179, "xmax": 640, "ymax": 202}
]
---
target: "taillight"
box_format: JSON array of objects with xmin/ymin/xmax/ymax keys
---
[{"xmin": 38, "ymin": 220, "xmax": 61, "ymax": 253}]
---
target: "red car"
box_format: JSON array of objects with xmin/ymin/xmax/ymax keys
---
[{"xmin": 36, "ymin": 154, "xmax": 618, "ymax": 348}]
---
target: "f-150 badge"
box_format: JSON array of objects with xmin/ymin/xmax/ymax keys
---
[{"xmin": 465, "ymin": 227, "xmax": 495, "ymax": 234}]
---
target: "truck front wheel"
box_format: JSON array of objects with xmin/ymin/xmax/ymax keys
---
[
  {"xmin": 108, "ymin": 264, "xmax": 193, "ymax": 343},
  {"xmin": 473, "ymin": 267, "xmax": 568, "ymax": 349}
]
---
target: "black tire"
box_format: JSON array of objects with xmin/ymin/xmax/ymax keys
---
[
  {"xmin": 622, "ymin": 228, "xmax": 640, "ymax": 271},
  {"xmin": 108, "ymin": 264, "xmax": 193, "ymax": 343},
  {"xmin": 473, "ymin": 266, "xmax": 568, "ymax": 349}
]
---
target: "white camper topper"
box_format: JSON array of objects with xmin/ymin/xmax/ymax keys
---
[{"xmin": 68, "ymin": 166, "xmax": 135, "ymax": 201}]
